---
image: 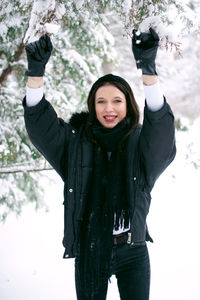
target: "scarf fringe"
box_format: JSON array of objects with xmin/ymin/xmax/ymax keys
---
[{"xmin": 78, "ymin": 209, "xmax": 131, "ymax": 296}]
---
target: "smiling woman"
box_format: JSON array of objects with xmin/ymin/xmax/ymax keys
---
[
  {"xmin": 85, "ymin": 74, "xmax": 140, "ymax": 145},
  {"xmin": 95, "ymin": 85, "xmax": 127, "ymax": 128},
  {"xmin": 23, "ymin": 29, "xmax": 176, "ymax": 300}
]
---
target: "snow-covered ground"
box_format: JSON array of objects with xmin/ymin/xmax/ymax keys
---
[{"xmin": 1, "ymin": 119, "xmax": 200, "ymax": 300}]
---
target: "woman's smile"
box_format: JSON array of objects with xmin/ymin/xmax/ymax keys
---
[{"xmin": 103, "ymin": 115, "xmax": 117, "ymax": 122}]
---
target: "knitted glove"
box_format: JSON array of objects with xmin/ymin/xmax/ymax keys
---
[
  {"xmin": 132, "ymin": 28, "xmax": 159, "ymax": 75},
  {"xmin": 25, "ymin": 34, "xmax": 53, "ymax": 76}
]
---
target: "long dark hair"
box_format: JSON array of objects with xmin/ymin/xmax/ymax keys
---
[{"xmin": 85, "ymin": 74, "xmax": 140, "ymax": 144}]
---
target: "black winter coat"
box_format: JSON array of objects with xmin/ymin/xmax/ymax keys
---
[{"xmin": 23, "ymin": 96, "xmax": 176, "ymax": 258}]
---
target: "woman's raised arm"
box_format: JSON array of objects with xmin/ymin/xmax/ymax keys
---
[{"xmin": 23, "ymin": 35, "xmax": 69, "ymax": 181}]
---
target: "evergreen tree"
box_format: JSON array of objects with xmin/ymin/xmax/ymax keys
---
[{"xmin": 0, "ymin": 0, "xmax": 199, "ymax": 220}]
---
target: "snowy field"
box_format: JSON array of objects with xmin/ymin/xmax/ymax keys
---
[{"xmin": 1, "ymin": 119, "xmax": 200, "ymax": 300}]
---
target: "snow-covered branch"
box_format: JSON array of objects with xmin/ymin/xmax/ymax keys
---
[
  {"xmin": 111, "ymin": 0, "xmax": 200, "ymax": 53},
  {"xmin": 24, "ymin": 0, "xmax": 65, "ymax": 43},
  {"xmin": 0, "ymin": 166, "xmax": 53, "ymax": 175}
]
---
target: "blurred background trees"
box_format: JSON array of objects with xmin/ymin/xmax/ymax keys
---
[{"xmin": 0, "ymin": 0, "xmax": 200, "ymax": 220}]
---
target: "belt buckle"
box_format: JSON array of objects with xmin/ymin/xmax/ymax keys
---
[
  {"xmin": 127, "ymin": 232, "xmax": 131, "ymax": 244},
  {"xmin": 113, "ymin": 231, "xmax": 132, "ymax": 245}
]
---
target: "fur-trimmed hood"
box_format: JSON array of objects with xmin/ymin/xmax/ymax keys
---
[{"xmin": 69, "ymin": 112, "xmax": 89, "ymax": 130}]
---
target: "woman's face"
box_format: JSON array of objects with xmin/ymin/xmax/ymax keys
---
[{"xmin": 95, "ymin": 84, "xmax": 127, "ymax": 128}]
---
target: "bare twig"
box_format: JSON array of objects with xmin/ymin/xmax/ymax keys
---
[{"xmin": 163, "ymin": 36, "xmax": 182, "ymax": 56}]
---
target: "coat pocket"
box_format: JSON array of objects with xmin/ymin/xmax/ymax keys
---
[
  {"xmin": 135, "ymin": 188, "xmax": 151, "ymax": 216},
  {"xmin": 131, "ymin": 187, "xmax": 152, "ymax": 242}
]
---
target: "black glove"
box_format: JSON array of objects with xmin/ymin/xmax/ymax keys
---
[
  {"xmin": 25, "ymin": 34, "xmax": 53, "ymax": 76},
  {"xmin": 132, "ymin": 28, "xmax": 159, "ymax": 75}
]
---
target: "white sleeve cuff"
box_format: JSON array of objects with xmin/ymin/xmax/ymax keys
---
[
  {"xmin": 143, "ymin": 82, "xmax": 164, "ymax": 112},
  {"xmin": 26, "ymin": 85, "xmax": 44, "ymax": 107}
]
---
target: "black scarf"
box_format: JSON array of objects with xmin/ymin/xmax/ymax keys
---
[{"xmin": 78, "ymin": 119, "xmax": 130, "ymax": 296}]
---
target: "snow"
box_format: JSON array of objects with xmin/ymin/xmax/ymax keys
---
[
  {"xmin": 75, "ymin": 0, "xmax": 85, "ymax": 10},
  {"xmin": 123, "ymin": 0, "xmax": 132, "ymax": 12},
  {"xmin": 45, "ymin": 23, "xmax": 60, "ymax": 34}
]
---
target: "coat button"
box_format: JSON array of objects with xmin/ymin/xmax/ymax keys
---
[
  {"xmin": 90, "ymin": 242, "xmax": 95, "ymax": 249},
  {"xmin": 72, "ymin": 130, "xmax": 75, "ymax": 134},
  {"xmin": 133, "ymin": 177, "xmax": 136, "ymax": 181},
  {"xmin": 65, "ymin": 254, "xmax": 69, "ymax": 258},
  {"xmin": 69, "ymin": 188, "xmax": 73, "ymax": 193}
]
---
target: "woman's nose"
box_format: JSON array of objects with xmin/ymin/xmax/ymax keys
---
[{"xmin": 105, "ymin": 102, "xmax": 113, "ymax": 112}]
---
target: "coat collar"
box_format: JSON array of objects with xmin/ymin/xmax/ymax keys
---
[{"xmin": 69, "ymin": 112, "xmax": 89, "ymax": 130}]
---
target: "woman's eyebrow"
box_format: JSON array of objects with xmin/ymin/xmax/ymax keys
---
[
  {"xmin": 96, "ymin": 96, "xmax": 124, "ymax": 100},
  {"xmin": 96, "ymin": 96, "xmax": 105, "ymax": 100}
]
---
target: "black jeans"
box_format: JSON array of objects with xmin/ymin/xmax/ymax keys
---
[{"xmin": 75, "ymin": 243, "xmax": 150, "ymax": 300}]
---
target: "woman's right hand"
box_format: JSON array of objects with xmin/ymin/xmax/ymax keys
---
[{"xmin": 25, "ymin": 34, "xmax": 53, "ymax": 77}]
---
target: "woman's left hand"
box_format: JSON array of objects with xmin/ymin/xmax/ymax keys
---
[{"xmin": 132, "ymin": 28, "xmax": 159, "ymax": 76}]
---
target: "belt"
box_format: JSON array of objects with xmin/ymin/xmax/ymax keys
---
[{"xmin": 113, "ymin": 231, "xmax": 131, "ymax": 245}]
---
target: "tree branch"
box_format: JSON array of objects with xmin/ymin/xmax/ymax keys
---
[
  {"xmin": 0, "ymin": 42, "xmax": 25, "ymax": 85},
  {"xmin": 0, "ymin": 161, "xmax": 53, "ymax": 174},
  {"xmin": 0, "ymin": 167, "xmax": 53, "ymax": 175}
]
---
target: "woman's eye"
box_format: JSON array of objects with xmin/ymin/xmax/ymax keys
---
[
  {"xmin": 97, "ymin": 100, "xmax": 104, "ymax": 104},
  {"xmin": 115, "ymin": 99, "xmax": 122, "ymax": 103}
]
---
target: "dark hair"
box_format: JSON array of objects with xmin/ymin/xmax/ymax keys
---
[{"xmin": 85, "ymin": 74, "xmax": 140, "ymax": 144}]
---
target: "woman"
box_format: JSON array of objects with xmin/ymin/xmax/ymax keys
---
[{"xmin": 23, "ymin": 28, "xmax": 176, "ymax": 300}]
